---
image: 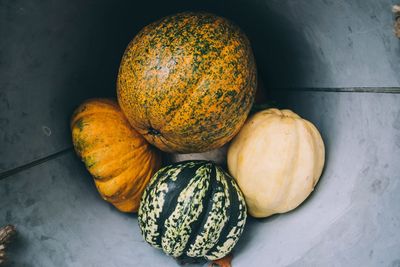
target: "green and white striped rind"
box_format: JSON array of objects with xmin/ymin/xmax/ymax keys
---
[{"xmin": 138, "ymin": 160, "xmax": 247, "ymax": 260}]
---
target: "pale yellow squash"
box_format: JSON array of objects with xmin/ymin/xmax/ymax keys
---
[{"xmin": 228, "ymin": 108, "xmax": 325, "ymax": 218}]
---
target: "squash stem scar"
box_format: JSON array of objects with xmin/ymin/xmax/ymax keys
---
[{"xmin": 148, "ymin": 127, "xmax": 161, "ymax": 135}]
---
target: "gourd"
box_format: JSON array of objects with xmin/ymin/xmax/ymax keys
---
[
  {"xmin": 138, "ymin": 161, "xmax": 247, "ymax": 261},
  {"xmin": 71, "ymin": 98, "xmax": 161, "ymax": 212},
  {"xmin": 228, "ymin": 108, "xmax": 325, "ymax": 218},
  {"xmin": 117, "ymin": 12, "xmax": 257, "ymax": 153}
]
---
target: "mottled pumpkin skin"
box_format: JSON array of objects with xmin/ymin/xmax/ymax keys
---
[
  {"xmin": 117, "ymin": 12, "xmax": 257, "ymax": 153},
  {"xmin": 71, "ymin": 98, "xmax": 161, "ymax": 212}
]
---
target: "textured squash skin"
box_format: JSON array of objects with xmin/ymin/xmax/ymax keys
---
[
  {"xmin": 228, "ymin": 109, "xmax": 325, "ymax": 218},
  {"xmin": 138, "ymin": 161, "xmax": 247, "ymax": 261},
  {"xmin": 117, "ymin": 12, "xmax": 257, "ymax": 153},
  {"xmin": 71, "ymin": 98, "xmax": 161, "ymax": 212}
]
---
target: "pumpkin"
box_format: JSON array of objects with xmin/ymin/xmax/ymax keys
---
[
  {"xmin": 227, "ymin": 108, "xmax": 325, "ymax": 218},
  {"xmin": 71, "ymin": 98, "xmax": 161, "ymax": 212},
  {"xmin": 138, "ymin": 161, "xmax": 247, "ymax": 261},
  {"xmin": 117, "ymin": 12, "xmax": 257, "ymax": 153}
]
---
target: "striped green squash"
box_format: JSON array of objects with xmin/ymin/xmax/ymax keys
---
[{"xmin": 138, "ymin": 161, "xmax": 247, "ymax": 261}]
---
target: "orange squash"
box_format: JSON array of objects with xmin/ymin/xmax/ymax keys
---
[
  {"xmin": 117, "ymin": 12, "xmax": 257, "ymax": 153},
  {"xmin": 71, "ymin": 98, "xmax": 161, "ymax": 212}
]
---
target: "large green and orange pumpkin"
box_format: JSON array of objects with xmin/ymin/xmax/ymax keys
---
[
  {"xmin": 117, "ymin": 12, "xmax": 257, "ymax": 153},
  {"xmin": 71, "ymin": 98, "xmax": 161, "ymax": 212}
]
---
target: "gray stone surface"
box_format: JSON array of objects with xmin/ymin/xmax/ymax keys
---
[
  {"xmin": 0, "ymin": 152, "xmax": 189, "ymax": 267},
  {"xmin": 248, "ymin": 0, "xmax": 400, "ymax": 88},
  {"xmin": 1, "ymin": 0, "xmax": 399, "ymax": 174},
  {"xmin": 1, "ymin": 91, "xmax": 400, "ymax": 266}
]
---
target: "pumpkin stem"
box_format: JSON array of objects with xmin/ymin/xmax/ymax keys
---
[
  {"xmin": 0, "ymin": 225, "xmax": 16, "ymax": 264},
  {"xmin": 209, "ymin": 254, "xmax": 233, "ymax": 267},
  {"xmin": 394, "ymin": 5, "xmax": 400, "ymax": 38},
  {"xmin": 148, "ymin": 127, "xmax": 161, "ymax": 136}
]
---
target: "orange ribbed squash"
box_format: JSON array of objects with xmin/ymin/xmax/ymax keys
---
[
  {"xmin": 117, "ymin": 12, "xmax": 257, "ymax": 153},
  {"xmin": 71, "ymin": 98, "xmax": 161, "ymax": 212}
]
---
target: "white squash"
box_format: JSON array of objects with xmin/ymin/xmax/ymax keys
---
[{"xmin": 228, "ymin": 108, "xmax": 325, "ymax": 218}]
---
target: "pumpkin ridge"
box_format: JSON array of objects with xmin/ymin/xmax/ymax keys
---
[
  {"xmin": 204, "ymin": 169, "xmax": 234, "ymax": 259},
  {"xmin": 72, "ymin": 110, "xmax": 123, "ymax": 124},
  {"xmin": 265, "ymin": 117, "xmax": 298, "ymax": 213},
  {"xmin": 80, "ymin": 137, "xmax": 145, "ymax": 157},
  {"xmin": 299, "ymin": 120, "xmax": 318, "ymax": 190},
  {"xmin": 303, "ymin": 120, "xmax": 325, "ymax": 186},
  {"xmin": 161, "ymin": 164, "xmax": 212, "ymax": 256},
  {"xmin": 127, "ymin": 160, "xmax": 158, "ymax": 202},
  {"xmin": 185, "ymin": 164, "xmax": 230, "ymax": 258},
  {"xmin": 96, "ymin": 151, "xmax": 155, "ymax": 201},
  {"xmin": 88, "ymin": 145, "xmax": 146, "ymax": 182},
  {"xmin": 141, "ymin": 161, "xmax": 206, "ymax": 251},
  {"xmin": 279, "ymin": 119, "xmax": 302, "ymax": 212},
  {"xmin": 182, "ymin": 163, "xmax": 219, "ymax": 257},
  {"xmin": 155, "ymin": 162, "xmax": 195, "ymax": 243},
  {"xmin": 72, "ymin": 98, "xmax": 120, "ymax": 113},
  {"xmin": 138, "ymin": 166, "xmax": 175, "ymax": 248},
  {"xmin": 95, "ymin": 180, "xmax": 125, "ymax": 201},
  {"xmin": 81, "ymin": 142, "xmax": 145, "ymax": 181},
  {"xmin": 98, "ymin": 159, "xmax": 151, "ymax": 202},
  {"xmin": 206, "ymin": 169, "xmax": 246, "ymax": 260},
  {"xmin": 70, "ymin": 98, "xmax": 117, "ymax": 120},
  {"xmin": 156, "ymin": 163, "xmax": 191, "ymax": 247}
]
